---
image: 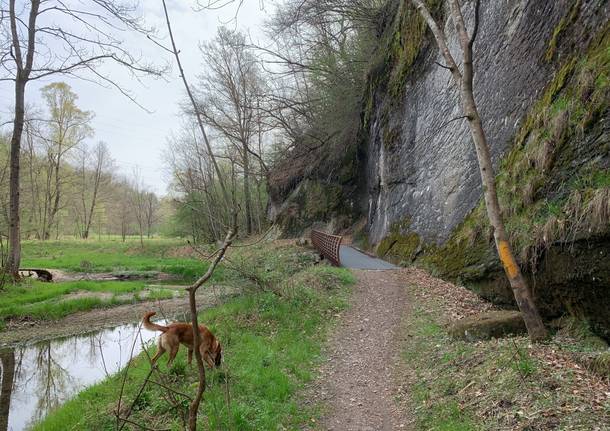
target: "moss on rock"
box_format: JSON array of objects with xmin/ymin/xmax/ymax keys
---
[
  {"xmin": 586, "ymin": 351, "xmax": 610, "ymax": 379},
  {"xmin": 545, "ymin": 0, "xmax": 582, "ymax": 62},
  {"xmin": 375, "ymin": 218, "xmax": 423, "ymax": 264},
  {"xmin": 401, "ymin": 24, "xmax": 610, "ymax": 337},
  {"xmin": 448, "ymin": 311, "xmax": 527, "ymax": 341}
]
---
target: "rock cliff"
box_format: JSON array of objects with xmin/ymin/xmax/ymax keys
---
[
  {"xmin": 269, "ymin": 0, "xmax": 610, "ymax": 338},
  {"xmin": 365, "ymin": 0, "xmax": 606, "ymax": 244}
]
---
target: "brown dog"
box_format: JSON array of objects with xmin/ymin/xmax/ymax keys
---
[{"xmin": 143, "ymin": 311, "xmax": 222, "ymax": 368}]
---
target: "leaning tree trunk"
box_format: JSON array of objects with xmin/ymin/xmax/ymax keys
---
[
  {"xmin": 456, "ymin": 0, "xmax": 547, "ymax": 342},
  {"xmin": 83, "ymin": 182, "xmax": 100, "ymax": 240},
  {"xmin": 461, "ymin": 91, "xmax": 548, "ymax": 341},
  {"xmin": 411, "ymin": 0, "xmax": 547, "ymax": 341}
]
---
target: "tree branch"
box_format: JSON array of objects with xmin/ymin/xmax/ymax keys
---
[{"xmin": 410, "ymin": 0, "xmax": 461, "ymax": 84}]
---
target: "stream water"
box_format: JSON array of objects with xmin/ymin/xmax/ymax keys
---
[{"xmin": 0, "ymin": 322, "xmax": 164, "ymax": 430}]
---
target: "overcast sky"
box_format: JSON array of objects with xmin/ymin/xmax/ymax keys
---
[{"xmin": 0, "ymin": 0, "xmax": 269, "ymax": 195}]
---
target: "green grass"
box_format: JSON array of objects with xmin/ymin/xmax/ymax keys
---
[
  {"xmin": 400, "ymin": 284, "xmax": 609, "ymax": 430},
  {"xmin": 33, "ymin": 265, "xmax": 355, "ymax": 431},
  {"xmin": 21, "ymin": 238, "xmax": 215, "ymax": 280},
  {"xmin": 0, "ymin": 279, "xmax": 171, "ymax": 323},
  {"xmin": 0, "ymin": 238, "xmax": 219, "ymax": 326},
  {"xmin": 1, "ymin": 238, "xmax": 325, "ymax": 328}
]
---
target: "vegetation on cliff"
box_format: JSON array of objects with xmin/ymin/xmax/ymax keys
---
[{"xmin": 373, "ymin": 20, "xmax": 610, "ymax": 338}]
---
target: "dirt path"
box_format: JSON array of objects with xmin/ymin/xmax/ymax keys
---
[
  {"xmin": 0, "ymin": 286, "xmax": 236, "ymax": 346},
  {"xmin": 313, "ymin": 269, "xmax": 412, "ymax": 430}
]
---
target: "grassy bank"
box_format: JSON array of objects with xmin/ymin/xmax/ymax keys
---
[
  {"xmin": 0, "ymin": 238, "xmax": 217, "ymax": 328},
  {"xmin": 0, "ymin": 280, "xmax": 176, "ymax": 328},
  {"xmin": 34, "ymin": 265, "xmax": 355, "ymax": 430},
  {"xmin": 21, "ymin": 238, "xmax": 215, "ymax": 279},
  {"xmin": 399, "ymin": 268, "xmax": 610, "ymax": 430},
  {"xmin": 1, "ymin": 238, "xmax": 321, "ymax": 330}
]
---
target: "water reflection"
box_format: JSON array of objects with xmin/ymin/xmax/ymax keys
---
[{"xmin": 0, "ymin": 322, "xmax": 162, "ymax": 431}]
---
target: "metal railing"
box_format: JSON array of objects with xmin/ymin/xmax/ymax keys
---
[{"xmin": 311, "ymin": 230, "xmax": 342, "ymax": 266}]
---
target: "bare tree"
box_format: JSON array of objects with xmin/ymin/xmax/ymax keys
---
[
  {"xmin": 0, "ymin": 132, "xmax": 10, "ymax": 239},
  {"xmin": 144, "ymin": 191, "xmax": 158, "ymax": 238},
  {"xmin": 158, "ymin": 3, "xmax": 237, "ymax": 429},
  {"xmin": 197, "ymin": 27, "xmax": 267, "ymax": 235},
  {"xmin": 129, "ymin": 169, "xmax": 148, "ymax": 248},
  {"xmin": 0, "ymin": 0, "xmax": 163, "ymax": 277},
  {"xmin": 21, "ymin": 112, "xmax": 44, "ymax": 239},
  {"xmin": 117, "ymin": 181, "xmax": 133, "ymax": 243},
  {"xmin": 251, "ymin": 0, "xmax": 380, "ymax": 206},
  {"xmin": 164, "ymin": 128, "xmax": 227, "ymax": 242},
  {"xmin": 75, "ymin": 142, "xmax": 112, "ymax": 239},
  {"xmin": 411, "ymin": 0, "xmax": 547, "ymax": 341}
]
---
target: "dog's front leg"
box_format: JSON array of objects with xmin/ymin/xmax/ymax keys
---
[
  {"xmin": 187, "ymin": 348, "xmax": 193, "ymax": 365},
  {"xmin": 150, "ymin": 343, "xmax": 166, "ymax": 366}
]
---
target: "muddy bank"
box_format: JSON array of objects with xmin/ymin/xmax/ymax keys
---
[
  {"xmin": 19, "ymin": 268, "xmax": 178, "ymax": 282},
  {"xmin": 0, "ymin": 286, "xmax": 237, "ymax": 346}
]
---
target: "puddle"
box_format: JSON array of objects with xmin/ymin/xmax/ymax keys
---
[{"xmin": 0, "ymin": 321, "xmax": 166, "ymax": 430}]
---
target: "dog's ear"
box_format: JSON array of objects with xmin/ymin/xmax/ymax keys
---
[{"xmin": 214, "ymin": 343, "xmax": 222, "ymax": 367}]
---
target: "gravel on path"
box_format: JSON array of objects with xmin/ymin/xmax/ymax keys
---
[{"xmin": 314, "ymin": 269, "xmax": 412, "ymax": 431}]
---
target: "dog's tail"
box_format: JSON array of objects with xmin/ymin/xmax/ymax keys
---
[{"xmin": 142, "ymin": 311, "xmax": 169, "ymax": 332}]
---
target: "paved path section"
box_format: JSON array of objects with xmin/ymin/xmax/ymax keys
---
[{"xmin": 339, "ymin": 246, "xmax": 398, "ymax": 270}]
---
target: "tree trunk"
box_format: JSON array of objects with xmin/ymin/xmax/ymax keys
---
[
  {"xmin": 242, "ymin": 142, "xmax": 253, "ymax": 235},
  {"xmin": 461, "ymin": 90, "xmax": 548, "ymax": 341},
  {"xmin": 0, "ymin": 349, "xmax": 16, "ymax": 431},
  {"xmin": 6, "ymin": 79, "xmax": 26, "ymax": 277},
  {"xmin": 410, "ymin": 0, "xmax": 547, "ymax": 342},
  {"xmin": 83, "ymin": 180, "xmax": 100, "ymax": 240},
  {"xmin": 44, "ymin": 156, "xmax": 62, "ymax": 240}
]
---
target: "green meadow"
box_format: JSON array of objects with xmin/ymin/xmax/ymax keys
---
[{"xmin": 27, "ymin": 241, "xmax": 355, "ymax": 430}]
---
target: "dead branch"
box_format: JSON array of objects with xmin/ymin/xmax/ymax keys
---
[
  {"xmin": 161, "ymin": 2, "xmax": 240, "ymax": 428},
  {"xmin": 115, "ymin": 416, "xmax": 171, "ymax": 431},
  {"xmin": 149, "ymin": 379, "xmax": 193, "ymax": 401},
  {"xmin": 116, "ymin": 322, "xmax": 144, "ymax": 430},
  {"xmin": 117, "ymin": 367, "xmax": 155, "ymax": 431}
]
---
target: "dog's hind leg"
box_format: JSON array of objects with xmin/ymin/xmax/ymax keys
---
[
  {"xmin": 187, "ymin": 348, "xmax": 193, "ymax": 365},
  {"xmin": 166, "ymin": 337, "xmax": 180, "ymax": 367}
]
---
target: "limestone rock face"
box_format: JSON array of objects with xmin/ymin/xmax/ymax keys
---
[
  {"xmin": 268, "ymin": 0, "xmax": 610, "ymax": 338},
  {"xmin": 365, "ymin": 0, "xmax": 605, "ymax": 245}
]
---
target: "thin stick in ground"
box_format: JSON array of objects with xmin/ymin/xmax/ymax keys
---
[{"xmin": 160, "ymin": 2, "xmax": 238, "ymax": 428}]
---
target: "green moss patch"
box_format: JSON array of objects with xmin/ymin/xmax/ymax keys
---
[
  {"xmin": 545, "ymin": 0, "xmax": 582, "ymax": 62},
  {"xmin": 363, "ymin": 0, "xmax": 442, "ymax": 127},
  {"xmin": 375, "ymin": 218, "xmax": 422, "ymax": 264},
  {"xmin": 421, "ymin": 23, "xmax": 609, "ymax": 282},
  {"xmin": 448, "ymin": 310, "xmax": 527, "ymax": 341}
]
